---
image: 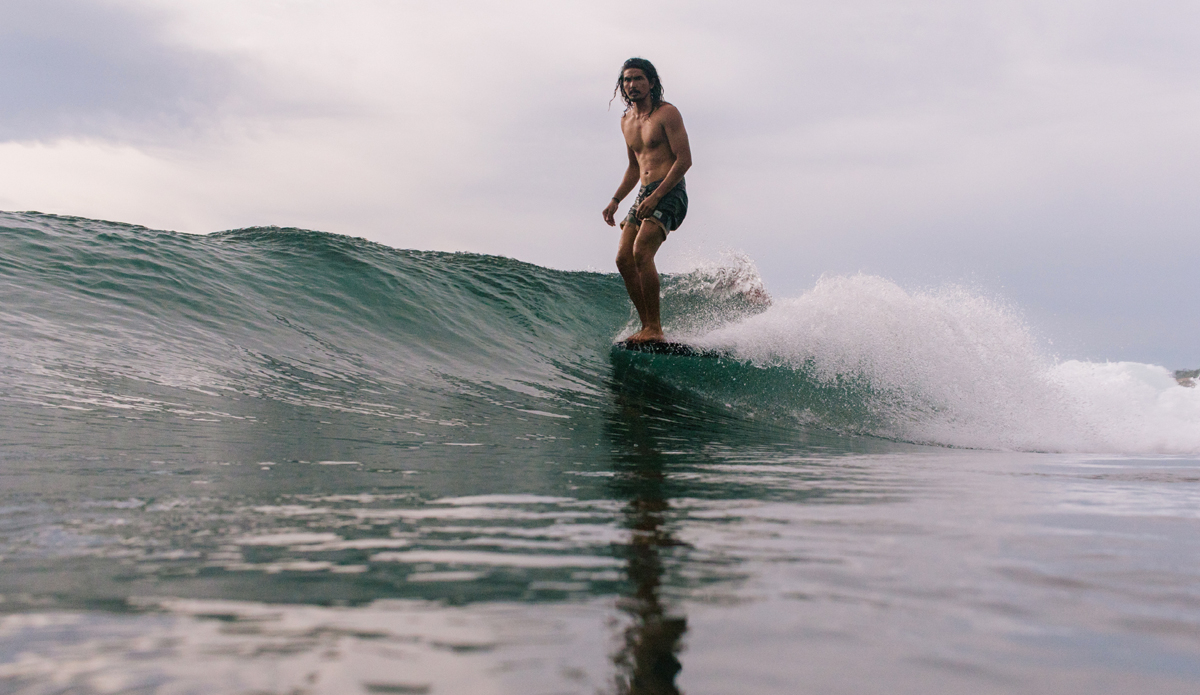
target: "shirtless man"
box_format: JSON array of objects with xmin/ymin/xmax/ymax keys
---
[{"xmin": 602, "ymin": 57, "xmax": 692, "ymax": 344}]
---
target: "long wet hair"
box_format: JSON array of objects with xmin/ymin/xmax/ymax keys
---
[{"xmin": 611, "ymin": 57, "xmax": 664, "ymax": 113}]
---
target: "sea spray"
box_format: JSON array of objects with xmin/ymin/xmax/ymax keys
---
[
  {"xmin": 618, "ymin": 252, "xmax": 772, "ymax": 340},
  {"xmin": 684, "ymin": 274, "xmax": 1200, "ymax": 453}
]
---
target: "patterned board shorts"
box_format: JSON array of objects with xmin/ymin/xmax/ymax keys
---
[{"xmin": 623, "ymin": 178, "xmax": 688, "ymax": 234}]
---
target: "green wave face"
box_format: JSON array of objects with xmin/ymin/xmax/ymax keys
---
[
  {"xmin": 8, "ymin": 210, "xmax": 1195, "ymax": 461},
  {"xmin": 0, "ymin": 211, "xmax": 893, "ymax": 450}
]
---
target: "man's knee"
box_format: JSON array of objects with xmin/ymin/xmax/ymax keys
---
[
  {"xmin": 616, "ymin": 238, "xmax": 636, "ymax": 272},
  {"xmin": 616, "ymin": 249, "xmax": 635, "ymax": 273}
]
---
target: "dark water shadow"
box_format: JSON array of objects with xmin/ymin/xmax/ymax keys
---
[{"xmin": 604, "ymin": 378, "xmax": 690, "ymax": 694}]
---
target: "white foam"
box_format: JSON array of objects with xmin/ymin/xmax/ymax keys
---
[
  {"xmin": 694, "ymin": 274, "xmax": 1200, "ymax": 454},
  {"xmin": 1049, "ymin": 361, "xmax": 1200, "ymax": 453}
]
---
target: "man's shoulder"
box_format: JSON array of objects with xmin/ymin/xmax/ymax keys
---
[
  {"xmin": 654, "ymin": 102, "xmax": 682, "ymax": 118},
  {"xmin": 652, "ymin": 102, "xmax": 684, "ymax": 127}
]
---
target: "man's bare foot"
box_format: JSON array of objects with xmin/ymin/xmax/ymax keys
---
[{"xmin": 625, "ymin": 327, "xmax": 665, "ymax": 343}]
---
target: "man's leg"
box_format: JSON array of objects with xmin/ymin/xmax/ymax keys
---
[
  {"xmin": 616, "ymin": 220, "xmax": 651, "ymax": 331},
  {"xmin": 629, "ymin": 218, "xmax": 667, "ymax": 342}
]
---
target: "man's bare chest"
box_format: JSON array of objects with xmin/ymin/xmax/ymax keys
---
[{"xmin": 623, "ymin": 116, "xmax": 667, "ymax": 153}]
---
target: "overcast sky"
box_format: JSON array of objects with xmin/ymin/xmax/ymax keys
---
[{"xmin": 2, "ymin": 0, "xmax": 1197, "ymax": 366}]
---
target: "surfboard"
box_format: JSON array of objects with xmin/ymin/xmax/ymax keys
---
[{"xmin": 613, "ymin": 340, "xmax": 720, "ymax": 358}]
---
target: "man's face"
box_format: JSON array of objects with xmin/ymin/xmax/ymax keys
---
[{"xmin": 622, "ymin": 69, "xmax": 651, "ymax": 100}]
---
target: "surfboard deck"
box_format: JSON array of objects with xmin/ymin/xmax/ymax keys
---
[{"xmin": 613, "ymin": 340, "xmax": 720, "ymax": 358}]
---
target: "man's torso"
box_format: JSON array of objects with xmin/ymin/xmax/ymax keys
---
[{"xmin": 622, "ymin": 103, "xmax": 679, "ymax": 184}]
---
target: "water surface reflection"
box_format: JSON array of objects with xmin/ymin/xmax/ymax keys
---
[{"xmin": 607, "ymin": 382, "xmax": 689, "ymax": 694}]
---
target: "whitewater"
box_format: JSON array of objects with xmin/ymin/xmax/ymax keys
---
[
  {"xmin": 1, "ymin": 211, "xmax": 1198, "ymax": 695},
  {"xmin": 673, "ymin": 270, "xmax": 1200, "ymax": 453}
]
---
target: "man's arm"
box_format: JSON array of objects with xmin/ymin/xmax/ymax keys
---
[
  {"xmin": 636, "ymin": 106, "xmax": 691, "ymax": 218},
  {"xmin": 603, "ymin": 145, "xmax": 641, "ymax": 226}
]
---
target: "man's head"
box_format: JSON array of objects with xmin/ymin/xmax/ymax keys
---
[{"xmin": 613, "ymin": 57, "xmax": 663, "ymax": 111}]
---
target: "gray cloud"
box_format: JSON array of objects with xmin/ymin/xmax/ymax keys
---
[{"xmin": 0, "ymin": 0, "xmax": 236, "ymax": 143}]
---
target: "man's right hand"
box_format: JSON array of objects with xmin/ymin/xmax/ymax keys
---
[{"xmin": 602, "ymin": 200, "xmax": 619, "ymax": 227}]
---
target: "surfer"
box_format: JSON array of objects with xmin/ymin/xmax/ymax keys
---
[{"xmin": 602, "ymin": 57, "xmax": 692, "ymax": 344}]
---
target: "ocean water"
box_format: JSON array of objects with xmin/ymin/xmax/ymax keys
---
[{"xmin": 1, "ymin": 210, "xmax": 1198, "ymax": 694}]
